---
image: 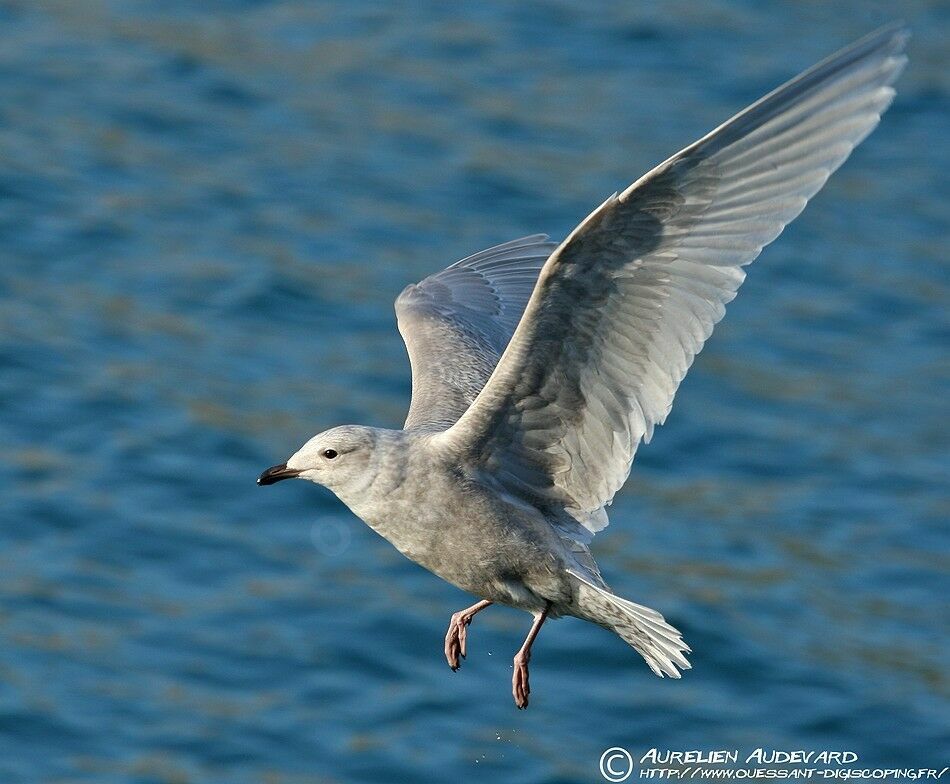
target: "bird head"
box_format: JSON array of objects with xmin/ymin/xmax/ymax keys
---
[{"xmin": 257, "ymin": 424, "xmax": 378, "ymax": 496}]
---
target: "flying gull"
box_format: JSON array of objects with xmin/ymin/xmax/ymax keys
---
[{"xmin": 259, "ymin": 26, "xmax": 907, "ymax": 708}]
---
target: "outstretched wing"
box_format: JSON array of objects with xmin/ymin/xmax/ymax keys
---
[
  {"xmin": 438, "ymin": 25, "xmax": 908, "ymax": 542},
  {"xmin": 396, "ymin": 234, "xmax": 558, "ymax": 431}
]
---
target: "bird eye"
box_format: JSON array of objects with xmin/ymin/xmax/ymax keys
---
[{"xmin": 322, "ymin": 449, "xmax": 338, "ymax": 459}]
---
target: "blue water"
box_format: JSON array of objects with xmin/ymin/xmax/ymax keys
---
[{"xmin": 1, "ymin": 3, "xmax": 947, "ymax": 782}]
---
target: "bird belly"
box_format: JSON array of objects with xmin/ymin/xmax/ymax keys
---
[{"xmin": 353, "ymin": 480, "xmax": 573, "ymax": 613}]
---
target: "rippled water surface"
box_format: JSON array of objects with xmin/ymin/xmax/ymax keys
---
[{"xmin": 1, "ymin": 2, "xmax": 947, "ymax": 782}]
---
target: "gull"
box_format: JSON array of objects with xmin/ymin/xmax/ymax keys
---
[{"xmin": 258, "ymin": 26, "xmax": 907, "ymax": 708}]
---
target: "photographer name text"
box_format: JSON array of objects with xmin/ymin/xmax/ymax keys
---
[{"xmin": 640, "ymin": 751, "xmax": 860, "ymax": 766}]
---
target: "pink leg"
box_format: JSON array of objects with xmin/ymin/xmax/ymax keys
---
[
  {"xmin": 444, "ymin": 599, "xmax": 493, "ymax": 671},
  {"xmin": 512, "ymin": 602, "xmax": 551, "ymax": 710}
]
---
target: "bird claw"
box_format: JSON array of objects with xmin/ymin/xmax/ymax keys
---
[
  {"xmin": 443, "ymin": 600, "xmax": 492, "ymax": 672},
  {"xmin": 512, "ymin": 651, "xmax": 531, "ymax": 709},
  {"xmin": 444, "ymin": 611, "xmax": 471, "ymax": 671}
]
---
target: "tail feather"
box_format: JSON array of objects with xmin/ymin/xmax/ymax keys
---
[{"xmin": 568, "ymin": 569, "xmax": 691, "ymax": 678}]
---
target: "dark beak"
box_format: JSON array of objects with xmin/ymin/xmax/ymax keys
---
[{"xmin": 257, "ymin": 463, "xmax": 301, "ymax": 486}]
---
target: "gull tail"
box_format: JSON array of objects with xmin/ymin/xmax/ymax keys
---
[{"xmin": 568, "ymin": 569, "xmax": 691, "ymax": 678}]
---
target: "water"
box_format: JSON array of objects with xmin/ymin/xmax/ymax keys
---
[{"xmin": 0, "ymin": 2, "xmax": 947, "ymax": 782}]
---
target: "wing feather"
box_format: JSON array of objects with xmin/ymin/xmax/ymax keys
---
[
  {"xmin": 437, "ymin": 25, "xmax": 908, "ymax": 541},
  {"xmin": 395, "ymin": 235, "xmax": 557, "ymax": 430}
]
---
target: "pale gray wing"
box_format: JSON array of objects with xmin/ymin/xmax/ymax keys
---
[
  {"xmin": 396, "ymin": 234, "xmax": 558, "ymax": 431},
  {"xmin": 438, "ymin": 25, "xmax": 908, "ymax": 543}
]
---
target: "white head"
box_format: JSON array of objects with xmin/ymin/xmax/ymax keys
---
[{"xmin": 258, "ymin": 425, "xmax": 379, "ymax": 499}]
